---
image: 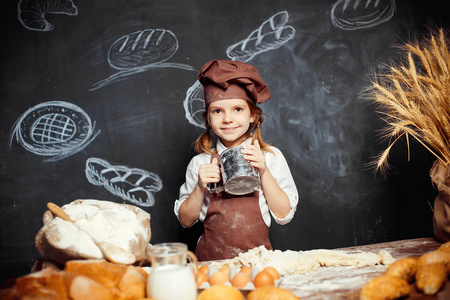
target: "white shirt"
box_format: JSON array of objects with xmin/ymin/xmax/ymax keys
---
[{"xmin": 174, "ymin": 138, "xmax": 299, "ymax": 227}]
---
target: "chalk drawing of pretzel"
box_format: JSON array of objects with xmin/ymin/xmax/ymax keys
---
[
  {"xmin": 85, "ymin": 157, "xmax": 163, "ymax": 207},
  {"xmin": 18, "ymin": 0, "xmax": 78, "ymax": 31}
]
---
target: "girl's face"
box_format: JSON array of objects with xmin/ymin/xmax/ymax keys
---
[{"xmin": 207, "ymin": 98, "xmax": 255, "ymax": 148}]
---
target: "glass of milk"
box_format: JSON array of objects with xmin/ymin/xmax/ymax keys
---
[{"xmin": 147, "ymin": 242, "xmax": 198, "ymax": 300}]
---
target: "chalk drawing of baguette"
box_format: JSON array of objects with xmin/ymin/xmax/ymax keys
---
[
  {"xmin": 91, "ymin": 29, "xmax": 196, "ymax": 90},
  {"xmin": 18, "ymin": 0, "xmax": 78, "ymax": 31},
  {"xmin": 330, "ymin": 0, "xmax": 396, "ymax": 30},
  {"xmin": 226, "ymin": 11, "xmax": 296, "ymax": 62},
  {"xmin": 85, "ymin": 157, "xmax": 163, "ymax": 207},
  {"xmin": 183, "ymin": 11, "xmax": 296, "ymax": 129}
]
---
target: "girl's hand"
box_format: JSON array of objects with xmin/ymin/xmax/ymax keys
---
[
  {"xmin": 197, "ymin": 158, "xmax": 221, "ymax": 189},
  {"xmin": 242, "ymin": 140, "xmax": 267, "ymax": 176}
]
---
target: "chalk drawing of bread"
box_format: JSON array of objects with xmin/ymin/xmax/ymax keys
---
[
  {"xmin": 91, "ymin": 28, "xmax": 195, "ymax": 90},
  {"xmin": 226, "ymin": 11, "xmax": 296, "ymax": 62},
  {"xmin": 18, "ymin": 0, "xmax": 78, "ymax": 31},
  {"xmin": 183, "ymin": 80, "xmax": 207, "ymax": 129},
  {"xmin": 85, "ymin": 157, "xmax": 163, "ymax": 207},
  {"xmin": 9, "ymin": 101, "xmax": 100, "ymax": 162},
  {"xmin": 330, "ymin": 0, "xmax": 396, "ymax": 30},
  {"xmin": 108, "ymin": 29, "xmax": 179, "ymax": 70}
]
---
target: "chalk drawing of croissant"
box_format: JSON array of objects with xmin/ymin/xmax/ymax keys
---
[
  {"xmin": 18, "ymin": 0, "xmax": 78, "ymax": 31},
  {"xmin": 330, "ymin": 0, "xmax": 396, "ymax": 30},
  {"xmin": 9, "ymin": 101, "xmax": 100, "ymax": 162},
  {"xmin": 85, "ymin": 157, "xmax": 163, "ymax": 207},
  {"xmin": 184, "ymin": 11, "xmax": 295, "ymax": 128},
  {"xmin": 90, "ymin": 28, "xmax": 196, "ymax": 90}
]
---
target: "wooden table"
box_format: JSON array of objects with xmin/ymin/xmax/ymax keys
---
[{"xmin": 235, "ymin": 238, "xmax": 449, "ymax": 299}]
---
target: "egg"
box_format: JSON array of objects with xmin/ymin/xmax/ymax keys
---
[
  {"xmin": 219, "ymin": 266, "xmax": 230, "ymax": 277},
  {"xmin": 231, "ymin": 271, "xmax": 252, "ymax": 288},
  {"xmin": 199, "ymin": 265, "xmax": 209, "ymax": 276},
  {"xmin": 197, "ymin": 271, "xmax": 209, "ymax": 287},
  {"xmin": 240, "ymin": 266, "xmax": 252, "ymax": 275},
  {"xmin": 263, "ymin": 266, "xmax": 280, "ymax": 280},
  {"xmin": 209, "ymin": 270, "xmax": 230, "ymax": 285},
  {"xmin": 253, "ymin": 271, "xmax": 275, "ymax": 288}
]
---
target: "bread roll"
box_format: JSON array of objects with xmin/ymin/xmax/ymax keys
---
[
  {"xmin": 0, "ymin": 268, "xmax": 72, "ymax": 300},
  {"xmin": 247, "ymin": 286, "xmax": 299, "ymax": 300},
  {"xmin": 417, "ymin": 250, "xmax": 450, "ymax": 267},
  {"xmin": 197, "ymin": 285, "xmax": 244, "ymax": 300},
  {"xmin": 69, "ymin": 275, "xmax": 114, "ymax": 300},
  {"xmin": 360, "ymin": 275, "xmax": 410, "ymax": 300},
  {"xmin": 384, "ymin": 257, "xmax": 417, "ymax": 282},
  {"xmin": 438, "ymin": 241, "xmax": 450, "ymax": 252},
  {"xmin": 0, "ymin": 259, "xmax": 149, "ymax": 300},
  {"xmin": 415, "ymin": 263, "xmax": 447, "ymax": 295},
  {"xmin": 65, "ymin": 259, "xmax": 125, "ymax": 290},
  {"xmin": 118, "ymin": 266, "xmax": 148, "ymax": 299}
]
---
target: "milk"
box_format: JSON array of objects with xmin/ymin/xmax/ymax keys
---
[{"xmin": 147, "ymin": 264, "xmax": 197, "ymax": 300}]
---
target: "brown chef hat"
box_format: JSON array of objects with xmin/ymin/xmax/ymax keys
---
[{"xmin": 197, "ymin": 60, "xmax": 271, "ymax": 106}]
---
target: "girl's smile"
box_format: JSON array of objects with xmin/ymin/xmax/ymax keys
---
[{"xmin": 207, "ymin": 98, "xmax": 255, "ymax": 148}]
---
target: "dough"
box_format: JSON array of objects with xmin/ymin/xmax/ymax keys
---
[{"xmin": 209, "ymin": 245, "xmax": 394, "ymax": 275}]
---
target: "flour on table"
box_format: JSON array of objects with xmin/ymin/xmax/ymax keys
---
[{"xmin": 210, "ymin": 245, "xmax": 394, "ymax": 275}]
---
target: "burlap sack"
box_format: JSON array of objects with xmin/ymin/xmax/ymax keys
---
[{"xmin": 430, "ymin": 160, "xmax": 450, "ymax": 242}]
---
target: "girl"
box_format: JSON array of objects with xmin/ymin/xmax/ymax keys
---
[{"xmin": 174, "ymin": 60, "xmax": 298, "ymax": 261}]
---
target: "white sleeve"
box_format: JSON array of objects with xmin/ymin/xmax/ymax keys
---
[
  {"xmin": 174, "ymin": 154, "xmax": 210, "ymax": 227},
  {"xmin": 266, "ymin": 147, "xmax": 299, "ymax": 225}
]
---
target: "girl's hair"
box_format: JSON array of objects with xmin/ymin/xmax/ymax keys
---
[{"xmin": 194, "ymin": 101, "xmax": 274, "ymax": 154}]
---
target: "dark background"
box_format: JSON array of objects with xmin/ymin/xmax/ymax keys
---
[{"xmin": 0, "ymin": 0, "xmax": 447, "ymax": 280}]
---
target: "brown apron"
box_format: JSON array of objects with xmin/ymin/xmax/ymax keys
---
[{"xmin": 195, "ymin": 153, "xmax": 272, "ymax": 261}]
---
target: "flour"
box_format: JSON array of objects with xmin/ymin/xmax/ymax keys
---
[
  {"xmin": 38, "ymin": 199, "xmax": 151, "ymax": 263},
  {"xmin": 46, "ymin": 218, "xmax": 103, "ymax": 258},
  {"xmin": 280, "ymin": 265, "xmax": 387, "ymax": 298},
  {"xmin": 64, "ymin": 200, "xmax": 145, "ymax": 252}
]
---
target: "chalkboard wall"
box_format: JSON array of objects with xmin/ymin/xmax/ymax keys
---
[{"xmin": 1, "ymin": 0, "xmax": 447, "ymax": 279}]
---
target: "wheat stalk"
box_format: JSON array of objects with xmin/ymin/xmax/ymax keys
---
[{"xmin": 366, "ymin": 28, "xmax": 450, "ymax": 176}]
